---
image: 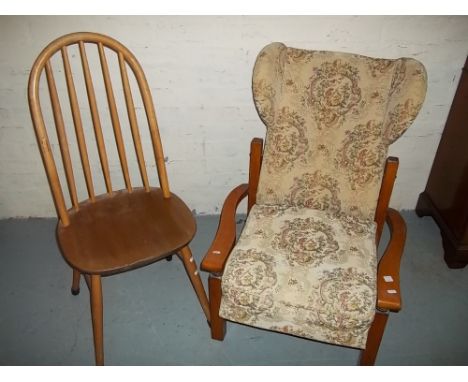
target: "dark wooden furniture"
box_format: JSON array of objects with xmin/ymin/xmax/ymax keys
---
[
  {"xmin": 416, "ymin": 56, "xmax": 468, "ymax": 269},
  {"xmin": 201, "ymin": 138, "xmax": 407, "ymax": 366},
  {"xmin": 28, "ymin": 32, "xmax": 210, "ymax": 365}
]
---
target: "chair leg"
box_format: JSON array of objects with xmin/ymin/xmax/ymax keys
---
[
  {"xmin": 208, "ymin": 274, "xmax": 226, "ymax": 341},
  {"xmin": 90, "ymin": 275, "xmax": 104, "ymax": 366},
  {"xmin": 359, "ymin": 310, "xmax": 389, "ymax": 366},
  {"xmin": 71, "ymin": 269, "xmax": 81, "ymax": 295},
  {"xmin": 179, "ymin": 246, "xmax": 211, "ymax": 323}
]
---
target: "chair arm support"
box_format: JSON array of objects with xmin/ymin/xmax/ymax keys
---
[
  {"xmin": 376, "ymin": 208, "xmax": 407, "ymax": 312},
  {"xmin": 201, "ymin": 183, "xmax": 249, "ymax": 274}
]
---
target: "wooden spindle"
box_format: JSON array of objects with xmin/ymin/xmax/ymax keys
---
[
  {"xmin": 121, "ymin": 51, "xmax": 170, "ymax": 197},
  {"xmin": 61, "ymin": 45, "xmax": 95, "ymax": 201},
  {"xmin": 118, "ymin": 52, "xmax": 150, "ymax": 191},
  {"xmin": 98, "ymin": 43, "xmax": 132, "ymax": 192},
  {"xmin": 139, "ymin": 78, "xmax": 170, "ymax": 197},
  {"xmin": 28, "ymin": 83, "xmax": 70, "ymax": 225},
  {"xmin": 79, "ymin": 41, "xmax": 113, "ymax": 194},
  {"xmin": 45, "ymin": 60, "xmax": 79, "ymax": 209}
]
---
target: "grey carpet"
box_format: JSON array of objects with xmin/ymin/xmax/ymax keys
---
[{"xmin": 0, "ymin": 211, "xmax": 467, "ymax": 365}]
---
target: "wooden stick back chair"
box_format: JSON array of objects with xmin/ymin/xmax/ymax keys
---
[{"xmin": 28, "ymin": 32, "xmax": 210, "ymax": 365}]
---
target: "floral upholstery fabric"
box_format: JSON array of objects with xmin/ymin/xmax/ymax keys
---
[
  {"xmin": 220, "ymin": 204, "xmax": 377, "ymax": 349},
  {"xmin": 253, "ymin": 43, "xmax": 427, "ymax": 220},
  {"xmin": 220, "ymin": 43, "xmax": 427, "ymax": 349}
]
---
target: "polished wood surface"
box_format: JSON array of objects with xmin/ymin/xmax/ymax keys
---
[
  {"xmin": 62, "ymin": 45, "xmax": 97, "ymax": 202},
  {"xmin": 71, "ymin": 269, "xmax": 81, "ymax": 295},
  {"xmin": 375, "ymin": 157, "xmax": 399, "ymax": 246},
  {"xmin": 98, "ymin": 42, "xmax": 132, "ymax": 192},
  {"xmin": 45, "ymin": 61, "xmax": 80, "ymax": 209},
  {"xmin": 28, "ymin": 32, "xmax": 209, "ymax": 365},
  {"xmin": 360, "ymin": 311, "xmax": 388, "ymax": 366},
  {"xmin": 119, "ymin": 51, "xmax": 151, "ymax": 192},
  {"xmin": 178, "ymin": 246, "xmax": 211, "ymax": 322},
  {"xmin": 416, "ymin": 56, "xmax": 468, "ymax": 268},
  {"xmin": 90, "ymin": 275, "xmax": 104, "ymax": 366},
  {"xmin": 247, "ymin": 138, "xmax": 263, "ymax": 213},
  {"xmin": 200, "ymin": 183, "xmax": 248, "ymax": 274},
  {"xmin": 57, "ymin": 188, "xmax": 196, "ymax": 276},
  {"xmin": 360, "ymin": 206, "xmax": 406, "ymax": 365},
  {"xmin": 79, "ymin": 41, "xmax": 113, "ymax": 194},
  {"xmin": 208, "ymin": 275, "xmax": 226, "ymax": 340},
  {"xmin": 377, "ymin": 208, "xmax": 406, "ymax": 312}
]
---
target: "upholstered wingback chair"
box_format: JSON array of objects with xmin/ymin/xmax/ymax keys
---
[{"xmin": 202, "ymin": 42, "xmax": 427, "ymax": 365}]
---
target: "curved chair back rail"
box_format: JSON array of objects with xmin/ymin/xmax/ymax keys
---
[{"xmin": 28, "ymin": 32, "xmax": 170, "ymax": 226}]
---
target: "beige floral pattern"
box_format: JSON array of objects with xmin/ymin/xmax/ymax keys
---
[
  {"xmin": 337, "ymin": 212, "xmax": 377, "ymax": 237},
  {"xmin": 384, "ymin": 58, "xmax": 427, "ymax": 144},
  {"xmin": 305, "ymin": 59, "xmax": 362, "ymax": 129},
  {"xmin": 252, "ymin": 43, "xmax": 287, "ymax": 129},
  {"xmin": 315, "ymin": 267, "xmax": 376, "ymax": 345},
  {"xmin": 389, "ymin": 60, "xmax": 407, "ymax": 96},
  {"xmin": 385, "ymin": 99, "xmax": 423, "ymax": 144},
  {"xmin": 251, "ymin": 204, "xmax": 285, "ymax": 219},
  {"xmin": 367, "ymin": 57, "xmax": 393, "ymax": 77},
  {"xmin": 252, "ymin": 79, "xmax": 276, "ymax": 126},
  {"xmin": 222, "ymin": 248, "xmax": 277, "ymax": 322},
  {"xmin": 335, "ymin": 120, "xmax": 386, "ymax": 190},
  {"xmin": 287, "ymin": 171, "xmax": 341, "ymax": 213},
  {"xmin": 318, "ymin": 268, "xmax": 375, "ymax": 326},
  {"xmin": 273, "ymin": 217, "xmax": 339, "ymax": 266},
  {"xmin": 255, "ymin": 44, "xmax": 427, "ymax": 219},
  {"xmin": 286, "ymin": 47, "xmax": 315, "ymax": 64},
  {"xmin": 264, "ymin": 107, "xmax": 308, "ymax": 172},
  {"xmin": 221, "ymin": 43, "xmax": 427, "ymax": 349},
  {"xmin": 220, "ymin": 205, "xmax": 377, "ymax": 349}
]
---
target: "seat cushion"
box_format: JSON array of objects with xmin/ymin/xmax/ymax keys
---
[{"xmin": 220, "ymin": 204, "xmax": 377, "ymax": 349}]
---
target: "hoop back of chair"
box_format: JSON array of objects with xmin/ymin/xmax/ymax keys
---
[
  {"xmin": 252, "ymin": 43, "xmax": 427, "ymax": 222},
  {"xmin": 28, "ymin": 32, "xmax": 170, "ymax": 226}
]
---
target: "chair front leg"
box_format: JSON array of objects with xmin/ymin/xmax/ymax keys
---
[
  {"xmin": 179, "ymin": 246, "xmax": 211, "ymax": 323},
  {"xmin": 208, "ymin": 274, "xmax": 226, "ymax": 341},
  {"xmin": 71, "ymin": 269, "xmax": 81, "ymax": 295},
  {"xmin": 90, "ymin": 275, "xmax": 104, "ymax": 366},
  {"xmin": 359, "ymin": 310, "xmax": 389, "ymax": 366}
]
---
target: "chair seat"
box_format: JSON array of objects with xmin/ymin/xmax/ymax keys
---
[
  {"xmin": 57, "ymin": 188, "xmax": 196, "ymax": 276},
  {"xmin": 220, "ymin": 204, "xmax": 377, "ymax": 349}
]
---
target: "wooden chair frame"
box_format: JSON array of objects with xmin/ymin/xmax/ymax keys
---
[
  {"xmin": 201, "ymin": 137, "xmax": 406, "ymax": 366},
  {"xmin": 28, "ymin": 32, "xmax": 210, "ymax": 365}
]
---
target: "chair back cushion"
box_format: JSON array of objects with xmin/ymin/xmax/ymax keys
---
[{"xmin": 253, "ymin": 43, "xmax": 427, "ymax": 220}]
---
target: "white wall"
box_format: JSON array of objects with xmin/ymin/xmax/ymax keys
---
[{"xmin": 1, "ymin": 15, "xmax": 467, "ymax": 218}]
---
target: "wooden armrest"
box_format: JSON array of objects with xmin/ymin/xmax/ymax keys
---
[
  {"xmin": 376, "ymin": 208, "xmax": 407, "ymax": 312},
  {"xmin": 201, "ymin": 183, "xmax": 249, "ymax": 274}
]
